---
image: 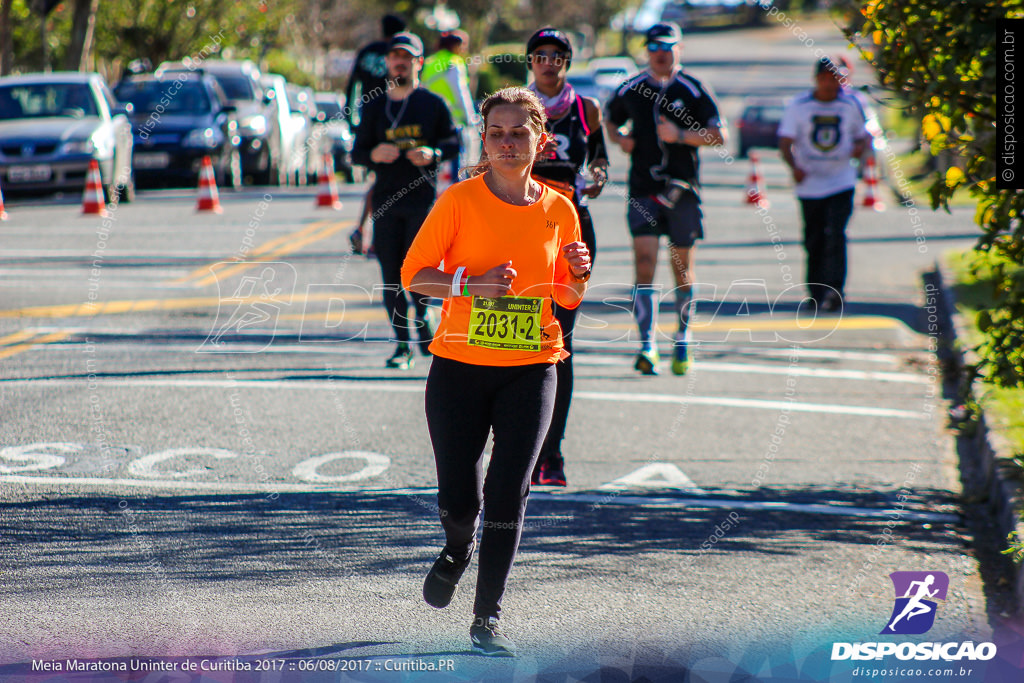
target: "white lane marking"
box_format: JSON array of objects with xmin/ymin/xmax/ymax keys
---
[
  {"xmin": 0, "ymin": 250, "xmax": 251, "ymax": 258},
  {"xmin": 599, "ymin": 463, "xmax": 707, "ymax": 494},
  {"xmin": 127, "ymin": 447, "xmax": 239, "ymax": 479},
  {"xmin": 1, "ymin": 378, "xmax": 927, "ymax": 419},
  {"xmin": 292, "ymin": 451, "xmax": 391, "ymax": 483},
  {"xmin": 0, "ymin": 474, "xmax": 375, "ymax": 493},
  {"xmin": 573, "ymin": 356, "xmax": 929, "ymax": 384},
  {"xmin": 725, "ymin": 347, "xmax": 904, "ymax": 363},
  {"xmin": 0, "ymin": 474, "xmax": 959, "ymax": 523},
  {"xmin": 538, "ymin": 492, "xmax": 960, "ymax": 523},
  {"xmin": 0, "ymin": 442, "xmax": 74, "ymax": 473},
  {"xmin": 574, "ymin": 390, "xmax": 923, "ymax": 419}
]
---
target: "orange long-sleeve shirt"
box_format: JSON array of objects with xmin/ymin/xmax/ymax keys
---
[{"xmin": 400, "ymin": 174, "xmax": 582, "ymax": 366}]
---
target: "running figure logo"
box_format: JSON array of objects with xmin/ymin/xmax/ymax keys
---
[
  {"xmin": 199, "ymin": 262, "xmax": 296, "ymax": 353},
  {"xmin": 881, "ymin": 571, "xmax": 949, "ymax": 635}
]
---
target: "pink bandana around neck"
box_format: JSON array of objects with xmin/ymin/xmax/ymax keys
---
[{"xmin": 528, "ymin": 81, "xmax": 577, "ymax": 121}]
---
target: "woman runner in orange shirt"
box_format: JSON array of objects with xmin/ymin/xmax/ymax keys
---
[{"xmin": 401, "ymin": 86, "xmax": 591, "ymax": 657}]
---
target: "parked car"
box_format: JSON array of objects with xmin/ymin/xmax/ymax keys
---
[
  {"xmin": 157, "ymin": 60, "xmax": 283, "ymax": 186},
  {"xmin": 313, "ymin": 92, "xmax": 354, "ymax": 182},
  {"xmin": 589, "ymin": 56, "xmax": 637, "ymax": 98},
  {"xmin": 736, "ymin": 98, "xmax": 785, "ymax": 158},
  {"xmin": 0, "ymin": 72, "xmax": 134, "ymax": 200},
  {"xmin": 114, "ymin": 72, "xmax": 241, "ymax": 188},
  {"xmin": 566, "ymin": 72, "xmax": 602, "ymax": 104}
]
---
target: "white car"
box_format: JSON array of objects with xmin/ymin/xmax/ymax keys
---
[
  {"xmin": 0, "ymin": 72, "xmax": 135, "ymax": 200},
  {"xmin": 260, "ymin": 74, "xmax": 299, "ymax": 186}
]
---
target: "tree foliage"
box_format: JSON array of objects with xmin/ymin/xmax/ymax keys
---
[{"xmin": 843, "ymin": 0, "xmax": 1024, "ymax": 388}]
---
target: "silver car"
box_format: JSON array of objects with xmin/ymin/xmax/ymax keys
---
[{"xmin": 0, "ymin": 72, "xmax": 134, "ymax": 201}]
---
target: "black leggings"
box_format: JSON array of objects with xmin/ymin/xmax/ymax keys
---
[
  {"xmin": 372, "ymin": 203, "xmax": 432, "ymax": 343},
  {"xmin": 425, "ymin": 356, "xmax": 557, "ymax": 618},
  {"xmin": 539, "ymin": 203, "xmax": 596, "ymax": 463}
]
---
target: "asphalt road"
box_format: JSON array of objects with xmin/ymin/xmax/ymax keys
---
[{"xmin": 1, "ymin": 19, "xmax": 1022, "ymax": 683}]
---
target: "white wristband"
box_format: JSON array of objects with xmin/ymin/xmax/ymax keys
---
[{"xmin": 452, "ymin": 267, "xmax": 466, "ymax": 298}]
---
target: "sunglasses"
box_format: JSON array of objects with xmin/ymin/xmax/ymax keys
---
[
  {"xmin": 530, "ymin": 51, "xmax": 568, "ymax": 66},
  {"xmin": 646, "ymin": 42, "xmax": 675, "ymax": 52}
]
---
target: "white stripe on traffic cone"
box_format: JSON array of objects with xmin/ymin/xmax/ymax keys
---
[
  {"xmin": 81, "ymin": 159, "xmax": 108, "ymax": 216},
  {"xmin": 196, "ymin": 155, "xmax": 222, "ymax": 213},
  {"xmin": 861, "ymin": 155, "xmax": 884, "ymax": 211},
  {"xmin": 315, "ymin": 154, "xmax": 342, "ymax": 210},
  {"xmin": 745, "ymin": 151, "xmax": 769, "ymax": 209}
]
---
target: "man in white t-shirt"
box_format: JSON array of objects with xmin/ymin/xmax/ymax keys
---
[{"xmin": 778, "ymin": 57, "xmax": 870, "ymax": 311}]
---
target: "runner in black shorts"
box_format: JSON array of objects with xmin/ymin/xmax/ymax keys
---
[
  {"xmin": 526, "ymin": 27, "xmax": 609, "ymax": 487},
  {"xmin": 605, "ymin": 22, "xmax": 726, "ymax": 376}
]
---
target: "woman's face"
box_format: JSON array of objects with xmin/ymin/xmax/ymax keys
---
[
  {"xmin": 529, "ymin": 46, "xmax": 569, "ymax": 87},
  {"xmin": 483, "ymin": 103, "xmax": 547, "ymax": 173}
]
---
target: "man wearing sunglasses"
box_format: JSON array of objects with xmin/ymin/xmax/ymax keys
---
[{"xmin": 605, "ymin": 22, "xmax": 726, "ymax": 376}]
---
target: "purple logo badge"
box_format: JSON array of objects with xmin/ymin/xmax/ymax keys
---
[{"xmin": 881, "ymin": 571, "xmax": 949, "ymax": 635}]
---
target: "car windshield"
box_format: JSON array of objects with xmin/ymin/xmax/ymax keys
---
[
  {"xmin": 115, "ymin": 81, "xmax": 212, "ymax": 114},
  {"xmin": 0, "ymin": 83, "xmax": 98, "ymax": 120},
  {"xmin": 213, "ymin": 74, "xmax": 257, "ymax": 101}
]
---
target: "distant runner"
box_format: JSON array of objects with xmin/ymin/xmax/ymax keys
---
[{"xmin": 525, "ymin": 27, "xmax": 609, "ymax": 487}]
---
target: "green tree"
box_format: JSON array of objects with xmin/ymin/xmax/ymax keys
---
[{"xmin": 844, "ymin": 0, "xmax": 1024, "ymax": 388}]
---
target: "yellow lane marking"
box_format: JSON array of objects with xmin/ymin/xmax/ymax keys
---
[
  {"xmin": 0, "ymin": 292, "xmax": 368, "ymax": 320},
  {"xmin": 169, "ymin": 220, "xmax": 333, "ymax": 285},
  {"xmin": 0, "ymin": 330, "xmax": 72, "ymax": 360},
  {"xmin": 0, "ymin": 329, "xmax": 39, "ymax": 347},
  {"xmin": 192, "ymin": 220, "xmax": 353, "ymax": 288}
]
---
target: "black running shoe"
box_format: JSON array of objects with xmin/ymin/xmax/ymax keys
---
[
  {"xmin": 385, "ymin": 344, "xmax": 414, "ymax": 370},
  {"xmin": 470, "ymin": 616, "xmax": 516, "ymax": 657},
  {"xmin": 423, "ymin": 546, "xmax": 472, "ymax": 608},
  {"xmin": 538, "ymin": 459, "xmax": 567, "ymax": 487},
  {"xmin": 821, "ymin": 291, "xmax": 843, "ymax": 313}
]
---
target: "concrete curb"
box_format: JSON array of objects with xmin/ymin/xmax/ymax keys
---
[{"xmin": 928, "ymin": 263, "xmax": 1024, "ymax": 613}]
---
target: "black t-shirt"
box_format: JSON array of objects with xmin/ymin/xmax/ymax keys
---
[
  {"xmin": 532, "ymin": 94, "xmax": 608, "ymax": 191},
  {"xmin": 605, "ymin": 69, "xmax": 721, "ymax": 197},
  {"xmin": 352, "ymin": 87, "xmax": 460, "ymax": 208}
]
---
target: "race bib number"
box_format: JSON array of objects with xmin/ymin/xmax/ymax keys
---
[{"xmin": 468, "ymin": 296, "xmax": 543, "ymax": 351}]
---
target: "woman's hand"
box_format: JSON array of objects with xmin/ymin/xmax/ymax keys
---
[
  {"xmin": 562, "ymin": 242, "xmax": 591, "ymax": 278},
  {"xmin": 470, "ymin": 262, "xmax": 517, "ymax": 298}
]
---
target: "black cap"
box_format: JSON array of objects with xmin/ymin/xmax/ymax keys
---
[
  {"xmin": 816, "ymin": 56, "xmax": 849, "ymax": 79},
  {"xmin": 388, "ymin": 32, "xmax": 423, "ymax": 58},
  {"xmin": 527, "ymin": 27, "xmax": 572, "ymax": 57},
  {"xmin": 382, "ymin": 14, "xmax": 406, "ymax": 38},
  {"xmin": 646, "ymin": 22, "xmax": 681, "ymax": 46}
]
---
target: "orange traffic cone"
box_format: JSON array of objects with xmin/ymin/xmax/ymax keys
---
[
  {"xmin": 861, "ymin": 155, "xmax": 884, "ymax": 211},
  {"xmin": 745, "ymin": 151, "xmax": 769, "ymax": 209},
  {"xmin": 315, "ymin": 154, "xmax": 342, "ymax": 210},
  {"xmin": 0, "ymin": 178, "xmax": 7, "ymax": 221},
  {"xmin": 81, "ymin": 159, "xmax": 108, "ymax": 216},
  {"xmin": 196, "ymin": 155, "xmax": 222, "ymax": 213}
]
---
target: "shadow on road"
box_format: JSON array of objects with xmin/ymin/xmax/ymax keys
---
[{"xmin": 0, "ymin": 486, "xmax": 964, "ymax": 595}]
